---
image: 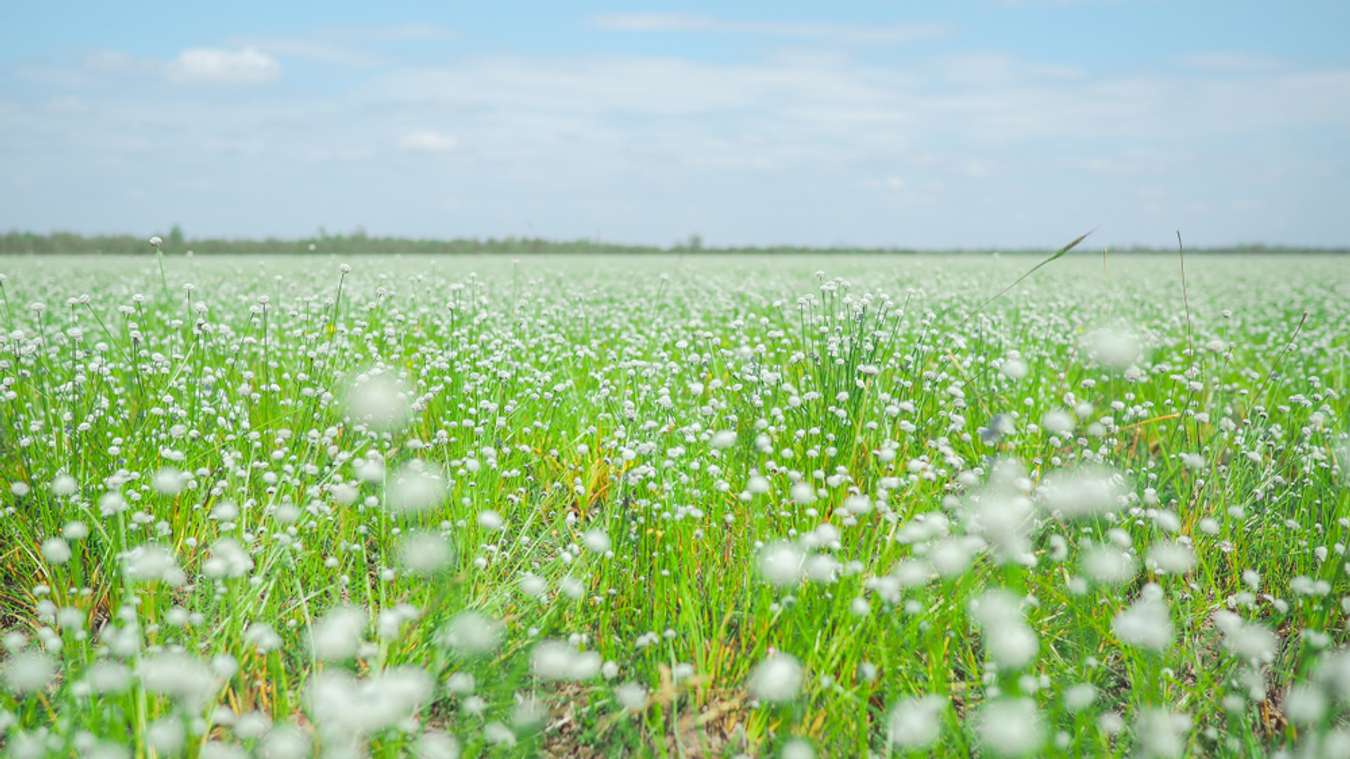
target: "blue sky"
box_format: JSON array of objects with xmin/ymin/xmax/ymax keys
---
[{"xmin": 3, "ymin": 1, "xmax": 1349, "ymax": 247}]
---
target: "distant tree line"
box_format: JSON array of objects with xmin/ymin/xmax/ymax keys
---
[{"xmin": 1, "ymin": 229, "xmax": 1344, "ymax": 256}]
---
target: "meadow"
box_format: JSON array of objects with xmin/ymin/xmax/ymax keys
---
[{"xmin": 0, "ymin": 251, "xmax": 1347, "ymax": 758}]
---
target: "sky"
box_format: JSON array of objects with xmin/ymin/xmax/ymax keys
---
[{"xmin": 2, "ymin": 1, "xmax": 1349, "ymax": 248}]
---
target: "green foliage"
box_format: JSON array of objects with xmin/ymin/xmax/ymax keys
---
[
  {"xmin": 0, "ymin": 254, "xmax": 1346, "ymax": 758},
  {"xmin": 2, "ymin": 230, "xmax": 1346, "ymax": 257}
]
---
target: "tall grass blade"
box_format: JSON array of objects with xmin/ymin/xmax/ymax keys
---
[{"xmin": 982, "ymin": 228, "xmax": 1094, "ymax": 306}]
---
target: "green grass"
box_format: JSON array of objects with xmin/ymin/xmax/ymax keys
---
[{"xmin": 0, "ymin": 252, "xmax": 1347, "ymax": 758}]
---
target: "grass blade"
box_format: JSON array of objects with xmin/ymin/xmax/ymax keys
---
[{"xmin": 982, "ymin": 228, "xmax": 1094, "ymax": 306}]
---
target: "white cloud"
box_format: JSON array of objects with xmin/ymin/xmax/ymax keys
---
[
  {"xmin": 868, "ymin": 176, "xmax": 907, "ymax": 191},
  {"xmin": 8, "ymin": 35, "xmax": 1350, "ymax": 246},
  {"xmin": 592, "ymin": 13, "xmax": 946, "ymax": 44},
  {"xmin": 937, "ymin": 53, "xmax": 1086, "ymax": 84},
  {"xmin": 84, "ymin": 50, "xmax": 159, "ymax": 75},
  {"xmin": 362, "ymin": 23, "xmax": 455, "ymax": 42},
  {"xmin": 238, "ymin": 38, "xmax": 379, "ymax": 68},
  {"xmin": 398, "ymin": 129, "xmax": 458, "ymax": 153},
  {"xmin": 167, "ymin": 47, "xmax": 280, "ymax": 84},
  {"xmin": 380, "ymin": 53, "xmax": 1350, "ymax": 147},
  {"xmin": 231, "ymin": 24, "xmax": 456, "ymax": 68},
  {"xmin": 592, "ymin": 13, "xmax": 713, "ymax": 32},
  {"xmin": 1178, "ymin": 52, "xmax": 1287, "ymax": 74},
  {"xmin": 993, "ymin": 0, "xmax": 1113, "ymax": 7}
]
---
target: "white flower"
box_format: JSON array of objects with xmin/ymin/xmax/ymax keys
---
[
  {"xmin": 790, "ymin": 481, "xmax": 816, "ymax": 505},
  {"xmin": 398, "ymin": 531, "xmax": 453, "ymax": 575},
  {"xmin": 203, "ymin": 538, "xmax": 253, "ymax": 579},
  {"xmin": 258, "ymin": 724, "xmax": 310, "ymax": 759},
  {"xmin": 1314, "ymin": 650, "xmax": 1350, "ymax": 702},
  {"xmin": 965, "ymin": 492, "xmax": 1033, "ymax": 564},
  {"xmin": 1284, "ymin": 685, "xmax": 1326, "ymax": 724},
  {"xmin": 3, "ymin": 650, "xmax": 56, "ymax": 694},
  {"xmin": 413, "ymin": 731, "xmax": 460, "ymax": 759},
  {"xmin": 929, "ymin": 536, "xmax": 980, "ymax": 578},
  {"xmin": 1134, "ymin": 709, "xmax": 1191, "ymax": 758},
  {"xmin": 201, "ymin": 742, "xmax": 249, "ymax": 759},
  {"xmin": 583, "ymin": 528, "xmax": 611, "ymax": 553},
  {"xmin": 1038, "ymin": 466, "xmax": 1126, "ymax": 519},
  {"xmin": 1177, "ymin": 451, "xmax": 1209, "ymax": 469},
  {"xmin": 244, "ymin": 622, "xmax": 281, "ymax": 652},
  {"xmin": 446, "ymin": 672, "xmax": 475, "ymax": 694},
  {"xmin": 477, "ymin": 510, "xmax": 505, "ymax": 531},
  {"xmin": 483, "ymin": 722, "xmax": 515, "ymax": 747},
  {"xmin": 386, "ymin": 463, "xmax": 446, "ymax": 513},
  {"xmin": 1064, "ymin": 683, "xmax": 1096, "ymax": 713},
  {"xmin": 1147, "ymin": 540, "xmax": 1195, "ymax": 575},
  {"xmin": 1081, "ymin": 543, "xmax": 1137, "ymax": 585},
  {"xmin": 976, "ymin": 698, "xmax": 1045, "ymax": 756},
  {"xmin": 307, "ymin": 667, "xmax": 433, "ymax": 735},
  {"xmin": 345, "ymin": 371, "xmax": 412, "ymax": 431},
  {"xmin": 1081, "ymin": 327, "xmax": 1141, "ymax": 370},
  {"xmin": 780, "ymin": 738, "xmax": 815, "ymax": 759},
  {"xmin": 758, "ymin": 541, "xmax": 805, "ymax": 588},
  {"xmin": 86, "ymin": 661, "xmax": 132, "ymax": 693},
  {"xmin": 748, "ymin": 653, "xmax": 803, "ymax": 703},
  {"xmin": 311, "ymin": 606, "xmax": 366, "ymax": 661},
  {"xmin": 1001, "ymin": 355, "xmax": 1028, "ymax": 380},
  {"xmin": 138, "ymin": 652, "xmax": 217, "ymax": 709},
  {"xmin": 441, "ymin": 612, "xmax": 503, "ymax": 656},
  {"xmin": 970, "ymin": 590, "xmax": 1037, "ymax": 669},
  {"xmin": 51, "ymin": 473, "xmax": 78, "ymax": 496},
  {"xmin": 236, "ymin": 713, "xmax": 272, "ymax": 740},
  {"xmin": 530, "ymin": 640, "xmax": 601, "ymax": 681},
  {"xmin": 519, "ymin": 573, "xmax": 548, "ymax": 598},
  {"xmin": 710, "ymin": 430, "xmax": 737, "ymax": 449},
  {"xmin": 888, "ymin": 694, "xmax": 945, "ymax": 749},
  {"xmin": 1213, "ymin": 612, "xmax": 1278, "ymax": 664},
  {"xmin": 804, "ymin": 553, "xmax": 840, "ymax": 584},
  {"xmin": 1042, "ymin": 409, "xmax": 1076, "ymax": 436},
  {"xmin": 1112, "ymin": 585, "xmax": 1173, "ymax": 651},
  {"xmin": 615, "ymin": 682, "xmax": 647, "ymax": 711},
  {"xmin": 153, "ymin": 467, "xmax": 186, "ymax": 496},
  {"xmin": 41, "ymin": 537, "xmax": 71, "ymax": 564},
  {"xmin": 123, "ymin": 544, "xmax": 183, "ymax": 585},
  {"xmin": 148, "ymin": 718, "xmax": 185, "ymax": 755},
  {"xmin": 843, "ymin": 494, "xmax": 872, "ymax": 515}
]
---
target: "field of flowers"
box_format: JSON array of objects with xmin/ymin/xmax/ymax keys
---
[{"xmin": 0, "ymin": 252, "xmax": 1347, "ymax": 758}]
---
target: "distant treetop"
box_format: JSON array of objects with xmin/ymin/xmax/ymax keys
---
[{"xmin": 0, "ymin": 230, "xmax": 1343, "ymax": 256}]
